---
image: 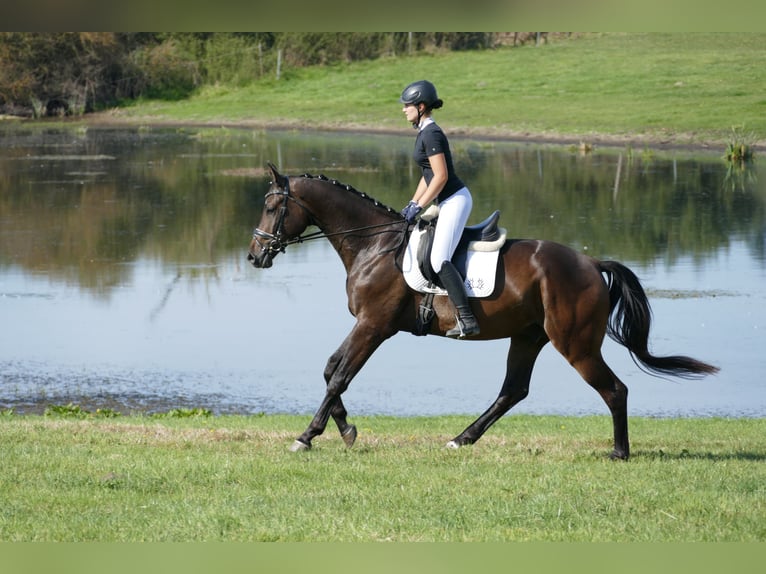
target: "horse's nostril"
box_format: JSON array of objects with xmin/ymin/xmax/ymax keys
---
[{"xmin": 247, "ymin": 252, "xmax": 261, "ymax": 268}]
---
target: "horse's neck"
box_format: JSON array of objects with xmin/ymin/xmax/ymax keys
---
[{"xmin": 300, "ymin": 184, "xmax": 399, "ymax": 271}]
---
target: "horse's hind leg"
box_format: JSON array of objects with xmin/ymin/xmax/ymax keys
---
[
  {"xmin": 448, "ymin": 332, "xmax": 547, "ymax": 447},
  {"xmin": 548, "ymin": 317, "xmax": 630, "ymax": 458},
  {"xmin": 566, "ymin": 353, "xmax": 629, "ymax": 460},
  {"xmin": 543, "ymin": 266, "xmax": 630, "ymax": 459}
]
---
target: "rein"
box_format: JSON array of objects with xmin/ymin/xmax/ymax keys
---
[{"xmin": 252, "ymin": 180, "xmax": 408, "ymax": 258}]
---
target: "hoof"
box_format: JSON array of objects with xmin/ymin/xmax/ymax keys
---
[
  {"xmin": 341, "ymin": 424, "xmax": 358, "ymax": 448},
  {"xmin": 289, "ymin": 440, "xmax": 311, "ymax": 452},
  {"xmin": 609, "ymin": 450, "xmax": 629, "ymax": 461},
  {"xmin": 446, "ymin": 440, "xmax": 461, "ymax": 449}
]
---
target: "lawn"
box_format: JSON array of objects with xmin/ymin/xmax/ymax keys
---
[{"xmin": 1, "ymin": 412, "xmax": 763, "ymax": 541}]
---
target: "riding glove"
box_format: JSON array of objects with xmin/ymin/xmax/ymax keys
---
[
  {"xmin": 400, "ymin": 200, "xmax": 417, "ymax": 217},
  {"xmin": 401, "ymin": 201, "xmax": 422, "ymax": 223}
]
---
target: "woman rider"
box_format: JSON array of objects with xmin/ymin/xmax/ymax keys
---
[{"xmin": 399, "ymin": 80, "xmax": 480, "ymax": 338}]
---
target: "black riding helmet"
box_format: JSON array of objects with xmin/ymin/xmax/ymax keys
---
[
  {"xmin": 400, "ymin": 80, "xmax": 444, "ymax": 127},
  {"xmin": 400, "ymin": 80, "xmax": 444, "ymax": 109}
]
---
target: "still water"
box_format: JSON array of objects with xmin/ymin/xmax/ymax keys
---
[{"xmin": 1, "ymin": 125, "xmax": 764, "ymax": 417}]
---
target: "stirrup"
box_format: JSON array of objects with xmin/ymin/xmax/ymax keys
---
[{"xmin": 446, "ymin": 314, "xmax": 480, "ymax": 339}]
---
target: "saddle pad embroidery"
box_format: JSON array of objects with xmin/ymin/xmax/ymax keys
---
[{"xmin": 402, "ymin": 226, "xmax": 500, "ymax": 298}]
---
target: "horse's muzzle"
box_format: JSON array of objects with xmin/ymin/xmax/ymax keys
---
[{"xmin": 247, "ymin": 250, "xmax": 273, "ymax": 269}]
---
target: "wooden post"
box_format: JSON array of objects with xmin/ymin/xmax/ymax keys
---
[{"xmin": 613, "ymin": 154, "xmax": 623, "ymax": 200}]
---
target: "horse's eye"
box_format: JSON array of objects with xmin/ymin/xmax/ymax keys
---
[{"xmin": 264, "ymin": 198, "xmax": 279, "ymax": 214}]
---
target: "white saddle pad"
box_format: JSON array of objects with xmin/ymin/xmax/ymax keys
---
[{"xmin": 402, "ymin": 225, "xmax": 504, "ymax": 298}]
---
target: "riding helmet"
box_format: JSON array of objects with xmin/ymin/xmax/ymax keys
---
[{"xmin": 399, "ymin": 80, "xmax": 443, "ymax": 110}]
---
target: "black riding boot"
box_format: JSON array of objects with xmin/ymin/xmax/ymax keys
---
[{"xmin": 437, "ymin": 261, "xmax": 480, "ymax": 338}]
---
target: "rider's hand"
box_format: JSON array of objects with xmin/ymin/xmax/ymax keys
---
[
  {"xmin": 400, "ymin": 200, "xmax": 417, "ymax": 216},
  {"xmin": 401, "ymin": 201, "xmax": 422, "ymax": 223}
]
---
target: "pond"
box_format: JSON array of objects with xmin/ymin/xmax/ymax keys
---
[{"xmin": 1, "ymin": 124, "xmax": 764, "ymax": 418}]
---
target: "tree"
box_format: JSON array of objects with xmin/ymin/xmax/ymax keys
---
[
  {"xmin": 0, "ymin": 32, "xmax": 122, "ymax": 117},
  {"xmin": 0, "ymin": 32, "xmax": 502, "ymax": 117}
]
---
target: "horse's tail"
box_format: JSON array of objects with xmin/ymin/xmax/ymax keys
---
[{"xmin": 598, "ymin": 260, "xmax": 719, "ymax": 379}]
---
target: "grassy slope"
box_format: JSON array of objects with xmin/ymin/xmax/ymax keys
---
[{"xmin": 106, "ymin": 33, "xmax": 766, "ymax": 148}]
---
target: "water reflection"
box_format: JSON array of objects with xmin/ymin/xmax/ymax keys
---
[{"xmin": 1, "ymin": 125, "xmax": 764, "ymax": 417}]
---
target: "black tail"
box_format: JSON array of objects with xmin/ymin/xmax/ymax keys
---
[{"xmin": 598, "ymin": 260, "xmax": 719, "ymax": 379}]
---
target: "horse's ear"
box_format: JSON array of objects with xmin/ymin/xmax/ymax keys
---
[{"xmin": 267, "ymin": 162, "xmax": 288, "ymax": 189}]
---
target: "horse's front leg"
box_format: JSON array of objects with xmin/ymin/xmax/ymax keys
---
[
  {"xmin": 291, "ymin": 321, "xmax": 387, "ymax": 451},
  {"xmin": 328, "ymin": 395, "xmax": 357, "ymax": 448},
  {"xmin": 295, "ymin": 350, "xmax": 355, "ymax": 449}
]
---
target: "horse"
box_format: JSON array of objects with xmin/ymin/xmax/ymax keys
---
[{"xmin": 247, "ymin": 163, "xmax": 719, "ymax": 460}]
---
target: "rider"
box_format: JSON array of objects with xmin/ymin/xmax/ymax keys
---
[{"xmin": 399, "ymin": 80, "xmax": 480, "ymax": 338}]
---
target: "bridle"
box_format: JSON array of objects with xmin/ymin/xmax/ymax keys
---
[
  {"xmin": 251, "ymin": 177, "xmax": 408, "ymax": 261},
  {"xmin": 251, "ymin": 187, "xmax": 298, "ymax": 259}
]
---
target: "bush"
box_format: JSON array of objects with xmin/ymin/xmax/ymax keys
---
[
  {"xmin": 128, "ymin": 39, "xmax": 200, "ymax": 100},
  {"xmin": 277, "ymin": 33, "xmax": 389, "ymax": 67},
  {"xmin": 202, "ymin": 34, "xmax": 274, "ymax": 86}
]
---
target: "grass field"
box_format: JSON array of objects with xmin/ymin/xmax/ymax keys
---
[
  {"xmin": 1, "ymin": 412, "xmax": 764, "ymax": 542},
  {"xmin": 105, "ymin": 33, "xmax": 766, "ymax": 148}
]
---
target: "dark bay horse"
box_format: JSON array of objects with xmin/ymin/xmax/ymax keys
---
[{"xmin": 247, "ymin": 163, "xmax": 718, "ymax": 460}]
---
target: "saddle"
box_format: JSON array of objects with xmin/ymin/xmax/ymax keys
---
[
  {"xmin": 402, "ymin": 205, "xmax": 506, "ymax": 300},
  {"xmin": 416, "ymin": 206, "xmax": 503, "ymax": 285},
  {"xmin": 402, "ymin": 206, "xmax": 506, "ymax": 336}
]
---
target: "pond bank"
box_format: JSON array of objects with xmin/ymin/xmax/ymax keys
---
[
  {"xmin": 4, "ymin": 111, "xmax": 759, "ymax": 155},
  {"xmin": 79, "ymin": 112, "xmax": 765, "ymax": 154}
]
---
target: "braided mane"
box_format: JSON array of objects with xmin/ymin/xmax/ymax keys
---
[{"xmin": 299, "ymin": 172, "xmax": 399, "ymax": 216}]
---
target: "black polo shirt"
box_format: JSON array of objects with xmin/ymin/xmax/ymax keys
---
[{"xmin": 413, "ymin": 121, "xmax": 465, "ymax": 203}]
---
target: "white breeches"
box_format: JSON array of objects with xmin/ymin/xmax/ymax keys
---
[{"xmin": 430, "ymin": 186, "xmax": 472, "ymax": 273}]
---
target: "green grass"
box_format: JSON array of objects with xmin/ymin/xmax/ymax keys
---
[
  {"xmin": 106, "ymin": 33, "xmax": 766, "ymax": 147},
  {"xmin": 1, "ymin": 413, "xmax": 764, "ymax": 541}
]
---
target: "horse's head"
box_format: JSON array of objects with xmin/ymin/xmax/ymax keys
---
[{"xmin": 247, "ymin": 163, "xmax": 313, "ymax": 269}]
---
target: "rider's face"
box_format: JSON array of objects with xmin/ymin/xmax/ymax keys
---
[{"xmin": 403, "ymin": 103, "xmax": 420, "ymax": 124}]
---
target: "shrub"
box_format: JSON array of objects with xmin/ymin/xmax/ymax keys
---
[
  {"xmin": 723, "ymin": 125, "xmax": 756, "ymax": 164},
  {"xmin": 129, "ymin": 39, "xmax": 200, "ymax": 100}
]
